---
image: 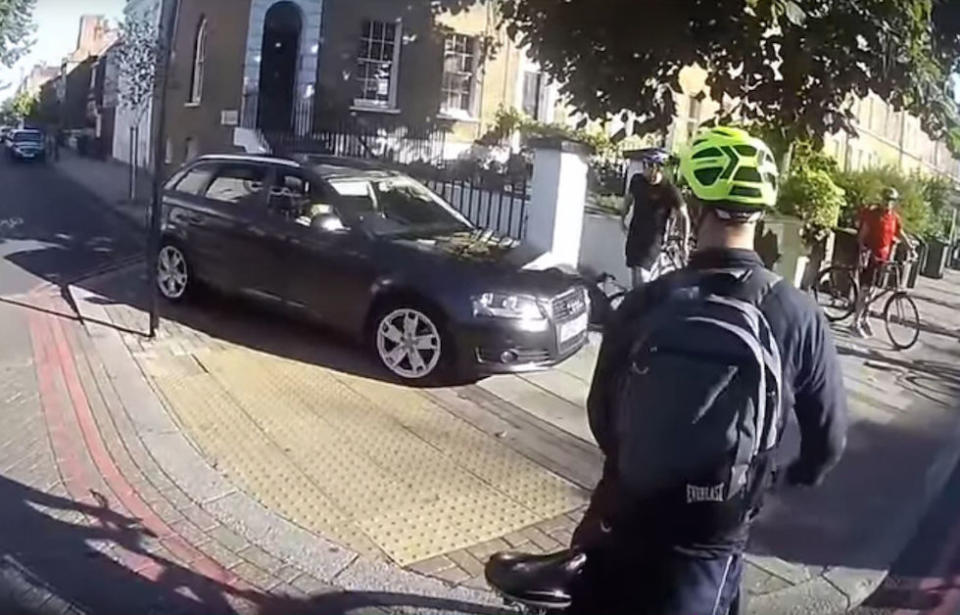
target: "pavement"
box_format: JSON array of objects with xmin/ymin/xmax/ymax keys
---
[{"xmin": 0, "ymin": 149, "xmax": 953, "ymax": 614}]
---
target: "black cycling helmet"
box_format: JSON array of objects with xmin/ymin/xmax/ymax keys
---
[{"xmin": 882, "ymin": 186, "xmax": 900, "ymax": 202}]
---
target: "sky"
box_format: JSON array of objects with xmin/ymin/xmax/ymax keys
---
[{"xmin": 0, "ymin": 0, "xmax": 126, "ymax": 94}]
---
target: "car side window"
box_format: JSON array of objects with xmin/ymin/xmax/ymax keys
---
[
  {"xmin": 173, "ymin": 165, "xmax": 215, "ymax": 195},
  {"xmin": 204, "ymin": 164, "xmax": 268, "ymax": 207},
  {"xmin": 268, "ymin": 172, "xmax": 311, "ymax": 219}
]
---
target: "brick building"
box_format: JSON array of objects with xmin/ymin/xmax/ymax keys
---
[{"xmin": 162, "ymin": 0, "xmax": 557, "ymax": 173}]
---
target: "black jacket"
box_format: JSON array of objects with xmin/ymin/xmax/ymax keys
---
[{"xmin": 586, "ymin": 248, "xmax": 848, "ymax": 548}]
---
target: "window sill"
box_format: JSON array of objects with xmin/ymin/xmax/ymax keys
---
[
  {"xmin": 438, "ymin": 110, "xmax": 479, "ymax": 123},
  {"xmin": 350, "ymin": 104, "xmax": 401, "ymax": 115},
  {"xmin": 184, "ymin": 101, "xmax": 202, "ymax": 108}
]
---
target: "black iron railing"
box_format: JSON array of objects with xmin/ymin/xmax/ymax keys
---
[{"xmin": 240, "ymin": 91, "xmax": 529, "ymax": 239}]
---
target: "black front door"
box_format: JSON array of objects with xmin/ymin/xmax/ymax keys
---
[{"xmin": 257, "ymin": 2, "xmax": 302, "ymax": 132}]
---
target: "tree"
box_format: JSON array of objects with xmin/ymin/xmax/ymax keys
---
[
  {"xmin": 0, "ymin": 97, "xmax": 15, "ymax": 125},
  {"xmin": 0, "ymin": 0, "xmax": 35, "ymax": 68},
  {"xmin": 10, "ymin": 88, "xmax": 35, "ymax": 118},
  {"xmin": 114, "ymin": 7, "xmax": 160, "ymax": 194},
  {"xmin": 115, "ymin": 8, "xmax": 160, "ymax": 127},
  {"xmin": 475, "ymin": 0, "xmax": 960, "ymax": 154}
]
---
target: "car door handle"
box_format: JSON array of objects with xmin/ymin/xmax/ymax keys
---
[{"xmin": 186, "ymin": 213, "xmax": 204, "ymax": 225}]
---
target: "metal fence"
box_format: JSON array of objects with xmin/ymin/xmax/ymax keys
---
[
  {"xmin": 417, "ymin": 173, "xmax": 529, "ymax": 240},
  {"xmin": 241, "ymin": 91, "xmax": 530, "ymax": 239},
  {"xmin": 241, "ymin": 92, "xmax": 447, "ymax": 165}
]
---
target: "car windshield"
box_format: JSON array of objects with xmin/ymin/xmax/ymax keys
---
[
  {"xmin": 13, "ymin": 132, "xmax": 42, "ymax": 143},
  {"xmin": 326, "ymin": 175, "xmax": 473, "ymax": 237}
]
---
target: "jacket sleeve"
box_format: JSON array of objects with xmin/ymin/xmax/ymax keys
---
[
  {"xmin": 586, "ymin": 288, "xmax": 648, "ymax": 458},
  {"xmin": 791, "ymin": 305, "xmax": 849, "ymax": 482}
]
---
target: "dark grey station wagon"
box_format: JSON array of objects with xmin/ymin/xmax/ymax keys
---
[{"xmin": 159, "ymin": 154, "xmax": 588, "ymax": 381}]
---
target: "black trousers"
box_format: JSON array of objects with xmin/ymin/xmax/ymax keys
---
[
  {"xmin": 570, "ymin": 467, "xmax": 745, "ymax": 615},
  {"xmin": 568, "ymin": 547, "xmax": 743, "ymax": 615}
]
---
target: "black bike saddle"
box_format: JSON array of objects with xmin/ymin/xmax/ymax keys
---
[{"xmin": 485, "ymin": 549, "xmax": 588, "ymax": 609}]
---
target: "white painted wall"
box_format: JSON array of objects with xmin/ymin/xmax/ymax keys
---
[
  {"xmin": 578, "ymin": 212, "xmax": 630, "ymax": 286},
  {"xmin": 241, "ymin": 0, "xmax": 322, "ymax": 122},
  {"xmin": 526, "ymin": 145, "xmax": 589, "ymax": 267},
  {"xmin": 112, "ymin": 0, "xmax": 160, "ymax": 168}
]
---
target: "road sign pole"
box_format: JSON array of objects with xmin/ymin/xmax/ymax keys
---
[{"xmin": 147, "ymin": 0, "xmax": 180, "ymax": 338}]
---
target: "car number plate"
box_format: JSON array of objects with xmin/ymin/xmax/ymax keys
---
[{"xmin": 558, "ymin": 313, "xmax": 588, "ymax": 343}]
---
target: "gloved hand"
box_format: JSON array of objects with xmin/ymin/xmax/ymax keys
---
[{"xmin": 786, "ymin": 460, "xmax": 823, "ymax": 487}]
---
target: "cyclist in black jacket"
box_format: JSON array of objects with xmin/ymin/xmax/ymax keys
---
[{"xmin": 573, "ymin": 127, "xmax": 848, "ymax": 614}]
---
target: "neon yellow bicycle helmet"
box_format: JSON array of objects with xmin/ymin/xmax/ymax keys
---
[{"xmin": 679, "ymin": 126, "xmax": 779, "ymax": 214}]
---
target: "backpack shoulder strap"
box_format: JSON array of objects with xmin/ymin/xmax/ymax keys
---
[{"xmin": 729, "ymin": 267, "xmax": 782, "ymax": 307}]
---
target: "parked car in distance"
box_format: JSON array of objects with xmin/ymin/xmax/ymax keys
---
[
  {"xmin": 158, "ymin": 153, "xmax": 589, "ymax": 381},
  {"xmin": 8, "ymin": 129, "xmax": 46, "ymax": 161},
  {"xmin": 0, "ymin": 126, "xmax": 12, "ymax": 144}
]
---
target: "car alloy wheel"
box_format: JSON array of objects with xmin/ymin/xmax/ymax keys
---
[
  {"xmin": 375, "ymin": 308, "xmax": 442, "ymax": 380},
  {"xmin": 157, "ymin": 244, "xmax": 189, "ymax": 300}
]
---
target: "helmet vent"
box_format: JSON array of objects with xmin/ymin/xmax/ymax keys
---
[
  {"xmin": 734, "ymin": 167, "xmax": 763, "ymax": 182},
  {"xmin": 695, "ymin": 168, "xmax": 723, "ymax": 186},
  {"xmin": 734, "ymin": 145, "xmax": 757, "ymax": 156},
  {"xmin": 730, "ymin": 186, "xmax": 762, "ymax": 198},
  {"xmin": 692, "ymin": 147, "xmax": 723, "ymax": 159}
]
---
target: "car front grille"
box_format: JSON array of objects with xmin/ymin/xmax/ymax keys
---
[{"xmin": 552, "ymin": 287, "xmax": 587, "ymax": 321}]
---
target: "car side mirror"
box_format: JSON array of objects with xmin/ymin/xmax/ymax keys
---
[{"xmin": 311, "ymin": 213, "xmax": 347, "ymax": 234}]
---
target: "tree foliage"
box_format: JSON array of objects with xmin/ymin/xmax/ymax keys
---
[
  {"xmin": 0, "ymin": 0, "xmax": 34, "ymax": 68},
  {"xmin": 10, "ymin": 88, "xmax": 34, "ymax": 118},
  {"xmin": 0, "ymin": 89, "xmax": 37, "ymax": 124},
  {"xmin": 473, "ymin": 0, "xmax": 960, "ymax": 152},
  {"xmin": 115, "ymin": 8, "xmax": 160, "ymax": 121}
]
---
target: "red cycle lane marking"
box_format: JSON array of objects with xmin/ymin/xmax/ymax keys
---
[
  {"xmin": 28, "ymin": 303, "xmax": 162, "ymax": 578},
  {"xmin": 28, "ymin": 293, "xmax": 250, "ymax": 594}
]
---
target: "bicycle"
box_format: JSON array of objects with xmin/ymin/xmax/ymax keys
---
[{"xmin": 810, "ymin": 251, "xmax": 921, "ymax": 350}]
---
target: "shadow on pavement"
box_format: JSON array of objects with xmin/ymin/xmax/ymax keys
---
[
  {"xmin": 0, "ymin": 473, "xmax": 506, "ymax": 615},
  {"xmin": 75, "ymin": 263, "xmax": 480, "ymax": 387},
  {"xmin": 0, "ymin": 159, "xmax": 143, "ymax": 297},
  {"xmin": 71, "ymin": 265, "xmax": 960, "ymax": 580}
]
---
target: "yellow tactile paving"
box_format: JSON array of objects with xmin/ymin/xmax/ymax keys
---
[
  {"xmin": 336, "ymin": 372, "xmax": 586, "ymax": 517},
  {"xmin": 146, "ymin": 346, "xmax": 586, "ymax": 565},
  {"xmin": 149, "ymin": 368, "xmax": 377, "ymax": 555}
]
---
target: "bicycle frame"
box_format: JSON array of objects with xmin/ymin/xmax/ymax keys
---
[{"xmin": 858, "ymin": 252, "xmax": 914, "ymax": 310}]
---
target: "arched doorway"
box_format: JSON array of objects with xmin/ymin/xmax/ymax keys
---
[{"xmin": 257, "ymin": 1, "xmax": 302, "ymax": 132}]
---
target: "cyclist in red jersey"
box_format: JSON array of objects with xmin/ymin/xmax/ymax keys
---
[{"xmin": 852, "ymin": 187, "xmax": 915, "ymax": 337}]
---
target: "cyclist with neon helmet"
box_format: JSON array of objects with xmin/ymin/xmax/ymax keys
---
[
  {"xmin": 570, "ymin": 127, "xmax": 848, "ymax": 613},
  {"xmin": 622, "ymin": 147, "xmax": 690, "ymax": 287}
]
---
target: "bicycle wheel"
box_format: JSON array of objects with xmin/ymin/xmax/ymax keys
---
[
  {"xmin": 884, "ymin": 292, "xmax": 920, "ymax": 350},
  {"xmin": 811, "ymin": 267, "xmax": 857, "ymax": 322}
]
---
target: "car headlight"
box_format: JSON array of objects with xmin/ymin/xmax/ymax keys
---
[{"xmin": 472, "ymin": 292, "xmax": 546, "ymax": 321}]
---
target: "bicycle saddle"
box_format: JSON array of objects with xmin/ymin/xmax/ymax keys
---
[{"xmin": 485, "ymin": 549, "xmax": 587, "ymax": 609}]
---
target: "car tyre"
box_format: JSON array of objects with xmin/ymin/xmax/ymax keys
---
[
  {"xmin": 370, "ymin": 301, "xmax": 455, "ymax": 383},
  {"xmin": 157, "ymin": 242, "xmax": 192, "ymax": 302}
]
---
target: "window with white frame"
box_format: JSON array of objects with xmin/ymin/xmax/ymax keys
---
[
  {"xmin": 188, "ymin": 18, "xmax": 207, "ymax": 104},
  {"xmin": 441, "ymin": 34, "xmax": 478, "ymax": 117},
  {"xmin": 354, "ymin": 19, "xmax": 401, "ymax": 109}
]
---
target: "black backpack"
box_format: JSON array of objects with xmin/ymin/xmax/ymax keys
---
[{"xmin": 613, "ymin": 268, "xmax": 784, "ymax": 521}]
